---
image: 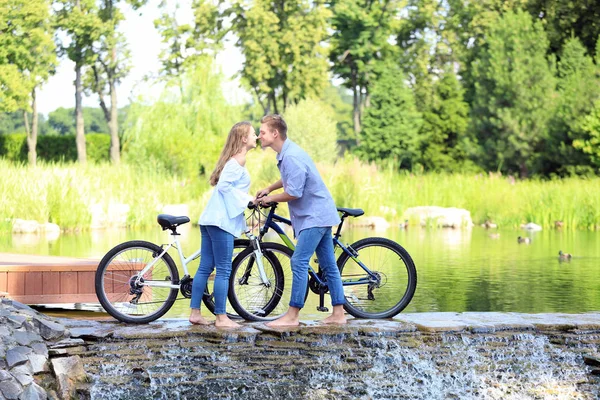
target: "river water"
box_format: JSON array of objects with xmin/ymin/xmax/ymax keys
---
[{"xmin": 1, "ymin": 225, "xmax": 599, "ymax": 318}]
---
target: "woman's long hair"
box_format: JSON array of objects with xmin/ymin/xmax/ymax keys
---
[{"xmin": 209, "ymin": 121, "xmax": 253, "ymax": 186}]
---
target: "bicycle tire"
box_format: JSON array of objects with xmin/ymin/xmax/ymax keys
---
[
  {"xmin": 95, "ymin": 240, "xmax": 179, "ymax": 324},
  {"xmin": 201, "ymin": 239, "xmax": 250, "ymax": 318},
  {"xmin": 228, "ymin": 242, "xmax": 306, "ymax": 321},
  {"xmin": 337, "ymin": 237, "xmax": 417, "ymax": 319}
]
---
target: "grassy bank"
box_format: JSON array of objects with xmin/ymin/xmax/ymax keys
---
[{"xmin": 2, "ymin": 155, "xmax": 600, "ymax": 231}]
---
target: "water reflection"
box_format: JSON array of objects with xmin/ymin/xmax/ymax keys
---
[{"xmin": 1, "ymin": 226, "xmax": 600, "ymax": 316}]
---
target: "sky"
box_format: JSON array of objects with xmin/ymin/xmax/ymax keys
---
[{"xmin": 37, "ymin": 1, "xmax": 247, "ymax": 115}]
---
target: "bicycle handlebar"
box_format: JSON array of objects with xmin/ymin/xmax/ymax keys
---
[{"xmin": 247, "ymin": 201, "xmax": 277, "ymax": 210}]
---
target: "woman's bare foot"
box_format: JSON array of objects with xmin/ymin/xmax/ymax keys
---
[
  {"xmin": 214, "ymin": 315, "xmax": 241, "ymax": 329},
  {"xmin": 189, "ymin": 309, "xmax": 211, "ymax": 325}
]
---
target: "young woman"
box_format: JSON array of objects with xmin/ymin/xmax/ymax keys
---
[{"xmin": 189, "ymin": 121, "xmax": 257, "ymax": 328}]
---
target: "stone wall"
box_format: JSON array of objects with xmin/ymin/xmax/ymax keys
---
[{"xmin": 0, "ymin": 300, "xmax": 87, "ymax": 400}]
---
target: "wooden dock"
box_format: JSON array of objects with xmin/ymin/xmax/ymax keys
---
[{"xmin": 0, "ymin": 253, "xmax": 101, "ymax": 304}]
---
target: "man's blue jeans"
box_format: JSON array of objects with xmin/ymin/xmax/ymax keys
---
[
  {"xmin": 289, "ymin": 227, "xmax": 346, "ymax": 309},
  {"xmin": 190, "ymin": 225, "xmax": 234, "ymax": 315}
]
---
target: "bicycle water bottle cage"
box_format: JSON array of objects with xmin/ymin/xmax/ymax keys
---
[{"xmin": 157, "ymin": 214, "xmax": 190, "ymax": 234}]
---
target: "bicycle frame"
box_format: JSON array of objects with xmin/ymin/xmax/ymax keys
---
[
  {"xmin": 134, "ymin": 229, "xmax": 270, "ymax": 290},
  {"xmin": 134, "ymin": 234, "xmax": 198, "ymax": 289}
]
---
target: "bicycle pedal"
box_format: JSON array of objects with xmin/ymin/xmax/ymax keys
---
[{"xmin": 316, "ymin": 306, "xmax": 329, "ymax": 312}]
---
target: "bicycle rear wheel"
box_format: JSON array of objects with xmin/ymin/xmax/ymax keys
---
[
  {"xmin": 337, "ymin": 237, "xmax": 417, "ymax": 319},
  {"xmin": 202, "ymin": 239, "xmax": 250, "ymax": 318},
  {"xmin": 95, "ymin": 240, "xmax": 179, "ymax": 324},
  {"xmin": 228, "ymin": 242, "xmax": 302, "ymax": 321}
]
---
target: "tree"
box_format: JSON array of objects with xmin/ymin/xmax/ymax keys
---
[
  {"xmin": 357, "ymin": 63, "xmax": 423, "ymax": 169},
  {"xmin": 329, "ymin": 0, "xmax": 400, "ymax": 142},
  {"xmin": 470, "ymin": 10, "xmax": 556, "ymax": 177},
  {"xmin": 154, "ymin": 0, "xmax": 225, "ymax": 84},
  {"xmin": 527, "ymin": 0, "xmax": 600, "ymax": 57},
  {"xmin": 55, "ymin": 0, "xmax": 103, "ymax": 165},
  {"xmin": 574, "ymin": 99, "xmax": 600, "ymax": 169},
  {"xmin": 421, "ymin": 68, "xmax": 474, "ymax": 171},
  {"xmin": 543, "ymin": 37, "xmax": 600, "ymax": 175},
  {"xmin": 0, "ymin": 0, "xmax": 56, "ymax": 166},
  {"xmin": 85, "ymin": 0, "xmax": 147, "ymax": 164},
  {"xmin": 232, "ymin": 0, "xmax": 330, "ymax": 115}
]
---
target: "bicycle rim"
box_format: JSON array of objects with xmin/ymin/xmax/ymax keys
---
[
  {"xmin": 229, "ymin": 244, "xmax": 293, "ymax": 321},
  {"xmin": 339, "ymin": 238, "xmax": 417, "ymax": 319},
  {"xmin": 96, "ymin": 241, "xmax": 179, "ymax": 323}
]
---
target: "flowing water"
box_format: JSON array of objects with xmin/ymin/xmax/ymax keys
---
[
  {"xmin": 74, "ymin": 320, "xmax": 597, "ymax": 400},
  {"xmin": 1, "ymin": 225, "xmax": 599, "ymax": 318}
]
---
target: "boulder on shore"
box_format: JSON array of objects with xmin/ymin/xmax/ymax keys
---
[{"xmin": 403, "ymin": 206, "xmax": 474, "ymax": 229}]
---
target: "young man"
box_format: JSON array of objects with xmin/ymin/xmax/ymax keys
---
[{"xmin": 255, "ymin": 114, "xmax": 347, "ymax": 327}]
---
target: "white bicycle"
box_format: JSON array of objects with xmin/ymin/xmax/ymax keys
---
[{"xmin": 94, "ymin": 213, "xmax": 274, "ymax": 324}]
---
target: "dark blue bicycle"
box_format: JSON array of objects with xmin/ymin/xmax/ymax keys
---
[{"xmin": 227, "ymin": 202, "xmax": 417, "ymax": 321}]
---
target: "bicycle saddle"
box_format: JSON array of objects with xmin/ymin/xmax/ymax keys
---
[
  {"xmin": 337, "ymin": 207, "xmax": 364, "ymax": 217},
  {"xmin": 157, "ymin": 214, "xmax": 191, "ymax": 231}
]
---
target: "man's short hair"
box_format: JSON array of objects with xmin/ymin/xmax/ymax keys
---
[{"xmin": 261, "ymin": 114, "xmax": 288, "ymax": 139}]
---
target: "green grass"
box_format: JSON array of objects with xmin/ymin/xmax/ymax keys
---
[
  {"xmin": 2, "ymin": 155, "xmax": 600, "ymax": 231},
  {"xmin": 0, "ymin": 160, "xmax": 209, "ymax": 231}
]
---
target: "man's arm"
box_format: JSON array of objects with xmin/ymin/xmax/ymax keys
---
[
  {"xmin": 260, "ymin": 191, "xmax": 297, "ymax": 204},
  {"xmin": 256, "ymin": 179, "xmax": 283, "ymax": 199}
]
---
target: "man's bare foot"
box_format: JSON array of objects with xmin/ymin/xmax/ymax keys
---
[
  {"xmin": 321, "ymin": 314, "xmax": 347, "ymax": 325},
  {"xmin": 189, "ymin": 309, "xmax": 211, "ymax": 325},
  {"xmin": 215, "ymin": 315, "xmax": 241, "ymax": 329},
  {"xmin": 265, "ymin": 314, "xmax": 300, "ymax": 327}
]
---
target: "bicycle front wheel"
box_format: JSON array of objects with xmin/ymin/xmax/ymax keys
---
[
  {"xmin": 228, "ymin": 242, "xmax": 298, "ymax": 321},
  {"xmin": 337, "ymin": 237, "xmax": 417, "ymax": 319},
  {"xmin": 95, "ymin": 240, "xmax": 180, "ymax": 324}
]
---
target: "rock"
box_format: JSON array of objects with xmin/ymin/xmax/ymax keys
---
[
  {"xmin": 403, "ymin": 206, "xmax": 474, "ymax": 229},
  {"xmin": 0, "ymin": 371, "xmax": 11, "ymax": 381},
  {"xmin": 51, "ymin": 357, "xmax": 87, "ymax": 400},
  {"xmin": 521, "ymin": 222, "xmax": 542, "ymax": 231},
  {"xmin": 351, "ymin": 216, "xmax": 391, "ymax": 231},
  {"xmin": 0, "ymin": 379, "xmax": 22, "ymax": 400},
  {"xmin": 13, "ymin": 333, "xmax": 42, "ymax": 348},
  {"xmin": 33, "ymin": 320, "xmax": 65, "ymax": 341},
  {"xmin": 18, "ymin": 383, "xmax": 46, "ymax": 400},
  {"xmin": 48, "ymin": 339, "xmax": 84, "ymax": 349},
  {"xmin": 12, "ymin": 220, "xmax": 39, "ymax": 234},
  {"xmin": 584, "ymin": 355, "xmax": 600, "ymax": 367},
  {"xmin": 11, "ymin": 373, "xmax": 32, "ymax": 387},
  {"xmin": 27, "ymin": 355, "xmax": 47, "ymax": 374},
  {"xmin": 6, "ymin": 348, "xmax": 31, "ymax": 369},
  {"xmin": 6, "ymin": 317, "xmax": 26, "ymax": 329},
  {"xmin": 90, "ymin": 202, "xmax": 130, "ymax": 229},
  {"xmin": 40, "ymin": 223, "xmax": 60, "ymax": 235},
  {"xmin": 29, "ymin": 345, "xmax": 47, "ymax": 359}
]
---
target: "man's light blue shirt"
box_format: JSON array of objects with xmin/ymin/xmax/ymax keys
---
[{"xmin": 277, "ymin": 139, "xmax": 340, "ymax": 236}]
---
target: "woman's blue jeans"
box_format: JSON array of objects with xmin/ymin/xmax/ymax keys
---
[
  {"xmin": 289, "ymin": 227, "xmax": 346, "ymax": 309},
  {"xmin": 190, "ymin": 225, "xmax": 234, "ymax": 315}
]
